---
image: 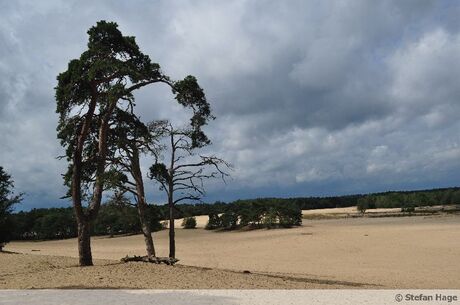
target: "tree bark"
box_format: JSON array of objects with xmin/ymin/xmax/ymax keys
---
[
  {"xmin": 168, "ymin": 131, "xmax": 176, "ymax": 259},
  {"xmin": 169, "ymin": 203, "xmax": 175, "ymax": 258},
  {"xmin": 131, "ymin": 147, "xmax": 156, "ymax": 257},
  {"xmin": 77, "ymin": 218, "xmax": 92, "ymax": 266},
  {"xmin": 72, "ymin": 92, "xmax": 97, "ymax": 266},
  {"xmin": 72, "ymin": 96, "xmax": 117, "ymax": 266}
]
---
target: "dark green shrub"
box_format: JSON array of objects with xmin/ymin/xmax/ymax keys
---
[
  {"xmin": 401, "ymin": 204, "xmax": 415, "ymax": 213},
  {"xmin": 356, "ymin": 198, "xmax": 369, "ymax": 213},
  {"xmin": 277, "ymin": 203, "xmax": 302, "ymax": 227},
  {"xmin": 182, "ymin": 216, "xmax": 197, "ymax": 229},
  {"xmin": 220, "ymin": 212, "xmax": 238, "ymax": 230},
  {"xmin": 0, "ymin": 167, "xmax": 22, "ymax": 248},
  {"xmin": 262, "ymin": 208, "xmax": 278, "ymax": 229},
  {"xmin": 205, "ymin": 213, "xmax": 222, "ymax": 230}
]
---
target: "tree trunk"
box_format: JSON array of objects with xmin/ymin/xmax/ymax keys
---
[
  {"xmin": 140, "ymin": 219, "xmax": 155, "ymax": 257},
  {"xmin": 75, "ymin": 99, "xmax": 117, "ymax": 266},
  {"xmin": 169, "ymin": 204, "xmax": 175, "ymax": 258},
  {"xmin": 131, "ymin": 147, "xmax": 156, "ymax": 257},
  {"xmin": 168, "ymin": 131, "xmax": 176, "ymax": 259},
  {"xmin": 71, "ymin": 93, "xmax": 97, "ymax": 266},
  {"xmin": 169, "ymin": 207, "xmax": 176, "ymax": 258},
  {"xmin": 77, "ymin": 219, "xmax": 93, "ymax": 266}
]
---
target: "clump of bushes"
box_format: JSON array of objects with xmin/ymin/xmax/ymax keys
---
[
  {"xmin": 181, "ymin": 216, "xmax": 197, "ymax": 229},
  {"xmin": 401, "ymin": 203, "xmax": 415, "ymax": 213},
  {"xmin": 220, "ymin": 212, "xmax": 239, "ymax": 230},
  {"xmin": 205, "ymin": 213, "xmax": 222, "ymax": 230},
  {"xmin": 356, "ymin": 197, "xmax": 376, "ymax": 214},
  {"xmin": 205, "ymin": 200, "xmax": 302, "ymax": 231}
]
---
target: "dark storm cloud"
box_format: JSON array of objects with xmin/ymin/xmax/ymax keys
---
[{"xmin": 1, "ymin": 0, "xmax": 460, "ymax": 209}]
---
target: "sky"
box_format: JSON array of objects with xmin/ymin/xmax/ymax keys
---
[{"xmin": 1, "ymin": 0, "xmax": 460, "ymax": 210}]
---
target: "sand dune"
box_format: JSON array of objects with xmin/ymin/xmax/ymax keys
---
[
  {"xmin": 5, "ymin": 213, "xmax": 460, "ymax": 289},
  {"xmin": 1, "ymin": 252, "xmax": 353, "ymax": 289}
]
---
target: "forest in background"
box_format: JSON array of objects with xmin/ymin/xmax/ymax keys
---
[{"xmin": 8, "ymin": 186, "xmax": 460, "ymax": 240}]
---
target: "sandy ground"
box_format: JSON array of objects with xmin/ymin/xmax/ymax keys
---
[
  {"xmin": 170, "ymin": 207, "xmax": 404, "ymax": 228},
  {"xmin": 301, "ymin": 207, "xmax": 401, "ymax": 215},
  {"xmin": 4, "ymin": 213, "xmax": 460, "ymax": 289},
  {"xmin": 0, "ymin": 252, "xmax": 351, "ymax": 289}
]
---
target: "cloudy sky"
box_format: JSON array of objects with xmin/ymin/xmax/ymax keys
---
[{"xmin": 1, "ymin": 0, "xmax": 460, "ymax": 210}]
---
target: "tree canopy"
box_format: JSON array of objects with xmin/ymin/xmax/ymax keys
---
[
  {"xmin": 0, "ymin": 167, "xmax": 23, "ymax": 248},
  {"xmin": 55, "ymin": 20, "xmax": 214, "ymax": 265}
]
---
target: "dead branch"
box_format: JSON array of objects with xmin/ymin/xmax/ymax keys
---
[{"xmin": 120, "ymin": 255, "xmax": 179, "ymax": 265}]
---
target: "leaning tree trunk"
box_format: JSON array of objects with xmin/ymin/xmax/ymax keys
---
[
  {"xmin": 131, "ymin": 147, "xmax": 156, "ymax": 257},
  {"xmin": 136, "ymin": 196, "xmax": 156, "ymax": 257}
]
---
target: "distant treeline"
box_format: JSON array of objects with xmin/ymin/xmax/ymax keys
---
[
  {"xmin": 356, "ymin": 187, "xmax": 460, "ymax": 209},
  {"xmin": 10, "ymin": 204, "xmax": 165, "ymax": 240},
  {"xmin": 9, "ymin": 186, "xmax": 460, "ymax": 240}
]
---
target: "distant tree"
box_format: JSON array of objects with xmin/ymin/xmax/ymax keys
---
[
  {"xmin": 149, "ymin": 122, "xmax": 230, "ymax": 258},
  {"xmin": 205, "ymin": 213, "xmax": 222, "ymax": 230},
  {"xmin": 0, "ymin": 167, "xmax": 23, "ymax": 251},
  {"xmin": 277, "ymin": 202, "xmax": 302, "ymax": 227},
  {"xmin": 261, "ymin": 208, "xmax": 277, "ymax": 229},
  {"xmin": 239, "ymin": 206, "xmax": 262, "ymax": 227},
  {"xmin": 93, "ymin": 194, "xmax": 140, "ymax": 237},
  {"xmin": 220, "ymin": 211, "xmax": 239, "ymax": 230},
  {"xmin": 181, "ymin": 216, "xmax": 197, "ymax": 229},
  {"xmin": 32, "ymin": 208, "xmax": 76, "ymax": 240},
  {"xmin": 356, "ymin": 198, "xmax": 369, "ymax": 214},
  {"xmin": 401, "ymin": 203, "xmax": 415, "ymax": 213}
]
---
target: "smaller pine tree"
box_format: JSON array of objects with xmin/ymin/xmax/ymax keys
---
[{"xmin": 182, "ymin": 216, "xmax": 197, "ymax": 229}]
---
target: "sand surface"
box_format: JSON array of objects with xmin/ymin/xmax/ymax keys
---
[
  {"xmin": 171, "ymin": 207, "xmax": 405, "ymax": 228},
  {"xmin": 4, "ymin": 213, "xmax": 460, "ymax": 289},
  {"xmin": 0, "ymin": 252, "xmax": 352, "ymax": 289},
  {"xmin": 301, "ymin": 207, "xmax": 401, "ymax": 215}
]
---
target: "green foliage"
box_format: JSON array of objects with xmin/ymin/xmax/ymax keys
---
[
  {"xmin": 205, "ymin": 213, "xmax": 222, "ymax": 230},
  {"xmin": 146, "ymin": 205, "xmax": 166, "ymax": 232},
  {"xmin": 181, "ymin": 216, "xmax": 197, "ymax": 229},
  {"xmin": 401, "ymin": 203, "xmax": 415, "ymax": 213},
  {"xmin": 261, "ymin": 208, "xmax": 278, "ymax": 229},
  {"xmin": 358, "ymin": 187, "xmax": 460, "ymax": 209},
  {"xmin": 0, "ymin": 167, "xmax": 23, "ymax": 247},
  {"xmin": 148, "ymin": 163, "xmax": 169, "ymax": 186},
  {"xmin": 277, "ymin": 202, "xmax": 302, "ymax": 227},
  {"xmin": 356, "ymin": 198, "xmax": 369, "ymax": 213},
  {"xmin": 55, "ymin": 20, "xmax": 167, "ymax": 203},
  {"xmin": 8, "ymin": 186, "xmax": 460, "ymax": 239},
  {"xmin": 32, "ymin": 209, "xmax": 76, "ymax": 240},
  {"xmin": 93, "ymin": 201, "xmax": 139, "ymax": 236},
  {"xmin": 172, "ymin": 76, "xmax": 211, "ymax": 148},
  {"xmin": 12, "ymin": 208, "xmax": 84, "ymax": 240},
  {"xmin": 220, "ymin": 212, "xmax": 239, "ymax": 230},
  {"xmin": 238, "ymin": 206, "xmax": 262, "ymax": 227},
  {"xmin": 10, "ymin": 199, "xmax": 163, "ymax": 241}
]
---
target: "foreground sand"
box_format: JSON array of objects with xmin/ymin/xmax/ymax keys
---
[
  {"xmin": 5, "ymin": 214, "xmax": 460, "ymax": 289},
  {"xmin": 0, "ymin": 252, "xmax": 360, "ymax": 289}
]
